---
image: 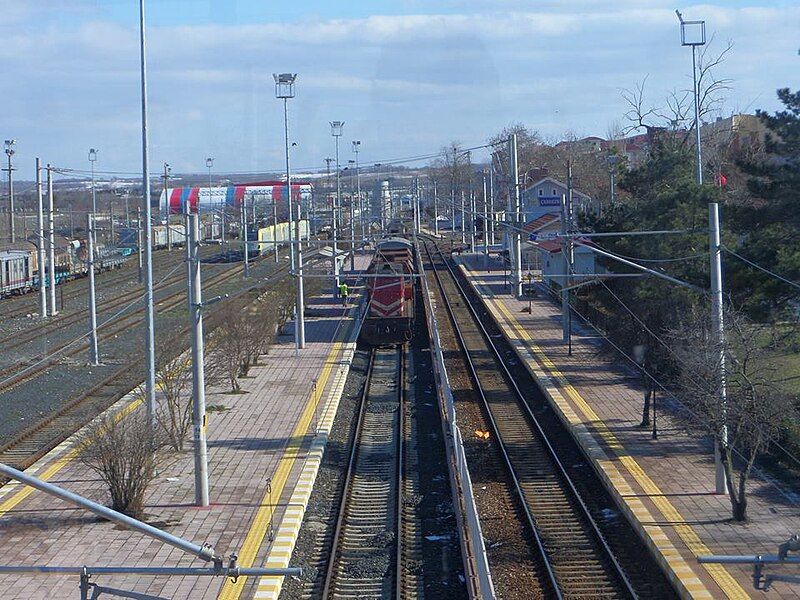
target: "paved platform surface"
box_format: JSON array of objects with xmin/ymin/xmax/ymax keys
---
[
  {"xmin": 0, "ymin": 254, "xmax": 371, "ymax": 600},
  {"xmin": 457, "ymin": 254, "xmax": 800, "ymax": 600}
]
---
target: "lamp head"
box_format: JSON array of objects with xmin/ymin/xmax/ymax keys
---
[
  {"xmin": 88, "ymin": 148, "xmax": 97, "ymax": 162},
  {"xmin": 206, "ymin": 157, "xmax": 214, "ymax": 169},
  {"xmin": 273, "ymin": 73, "xmax": 297, "ymax": 99},
  {"xmin": 330, "ymin": 121, "xmax": 344, "ymax": 137},
  {"xmin": 5, "ymin": 139, "xmax": 16, "ymax": 156}
]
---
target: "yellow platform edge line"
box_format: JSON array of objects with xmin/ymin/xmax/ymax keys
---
[
  {"xmin": 460, "ymin": 263, "xmax": 749, "ymax": 600},
  {"xmin": 216, "ymin": 340, "xmax": 344, "ymax": 600}
]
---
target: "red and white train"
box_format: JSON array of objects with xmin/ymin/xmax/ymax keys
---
[{"xmin": 360, "ymin": 237, "xmax": 416, "ymax": 345}]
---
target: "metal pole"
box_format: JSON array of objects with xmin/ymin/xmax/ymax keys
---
[
  {"xmin": 354, "ymin": 144, "xmax": 363, "ymax": 242},
  {"xmin": 188, "ymin": 214, "xmax": 210, "ymax": 507},
  {"xmin": 483, "ymin": 173, "xmax": 489, "ymax": 258},
  {"xmin": 272, "ymin": 200, "xmax": 278, "ymax": 263},
  {"xmin": 692, "ymin": 45, "xmax": 703, "ymax": 185},
  {"xmin": 333, "ymin": 135, "xmax": 341, "ymax": 297},
  {"xmin": 90, "ymin": 155, "xmax": 96, "ymax": 215},
  {"xmin": 433, "ymin": 180, "xmax": 439, "ymax": 236},
  {"xmin": 139, "ymin": 0, "xmax": 157, "ymax": 426},
  {"xmin": 164, "ymin": 163, "xmax": 171, "ymax": 251},
  {"xmin": 489, "ymin": 168, "xmax": 495, "ymax": 246},
  {"xmin": 460, "ymin": 191, "xmax": 465, "ymax": 245},
  {"xmin": 470, "ymin": 190, "xmax": 476, "ymax": 252},
  {"xmin": 241, "ymin": 197, "xmax": 249, "ymax": 278},
  {"xmin": 560, "ymin": 194, "xmax": 569, "ymax": 344},
  {"xmin": 137, "ymin": 207, "xmax": 143, "ymax": 284},
  {"xmin": 284, "ymin": 99, "xmax": 295, "ymax": 273},
  {"xmin": 284, "ymin": 99, "xmax": 304, "ymax": 350},
  {"xmin": 6, "ymin": 149, "xmax": 15, "ymax": 244},
  {"xmin": 47, "ymin": 164, "xmax": 58, "ymax": 316},
  {"xmin": 709, "ymin": 202, "xmax": 728, "ymax": 494},
  {"xmin": 36, "ymin": 158, "xmax": 47, "ymax": 319},
  {"xmin": 0, "ymin": 462, "xmax": 218, "ymax": 564},
  {"xmin": 509, "ymin": 134, "xmax": 523, "ymax": 297},
  {"xmin": 87, "ymin": 214, "xmax": 100, "ymax": 366}
]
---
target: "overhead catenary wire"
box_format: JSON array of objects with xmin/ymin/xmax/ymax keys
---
[{"xmin": 723, "ymin": 246, "xmax": 800, "ymax": 293}]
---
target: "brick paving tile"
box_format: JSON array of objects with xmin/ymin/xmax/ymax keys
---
[
  {"xmin": 0, "ymin": 254, "xmax": 372, "ymax": 600},
  {"xmin": 459, "ymin": 254, "xmax": 800, "ymax": 599}
]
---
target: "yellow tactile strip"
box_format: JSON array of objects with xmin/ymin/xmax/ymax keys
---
[
  {"xmin": 461, "ymin": 263, "xmax": 750, "ymax": 600},
  {"xmin": 252, "ymin": 343, "xmax": 356, "ymax": 600}
]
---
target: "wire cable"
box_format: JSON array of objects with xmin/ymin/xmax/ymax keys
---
[{"xmin": 723, "ymin": 246, "xmax": 800, "ymax": 293}]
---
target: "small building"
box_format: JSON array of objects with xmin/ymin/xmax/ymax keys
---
[
  {"xmin": 536, "ymin": 238, "xmax": 605, "ymax": 290},
  {"xmin": 520, "ymin": 177, "xmax": 592, "ymax": 223}
]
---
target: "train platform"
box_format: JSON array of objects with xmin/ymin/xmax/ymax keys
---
[
  {"xmin": 0, "ymin": 254, "xmax": 372, "ymax": 600},
  {"xmin": 455, "ymin": 254, "xmax": 800, "ymax": 599}
]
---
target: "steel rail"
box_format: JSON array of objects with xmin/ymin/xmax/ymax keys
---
[
  {"xmin": 422, "ymin": 240, "xmax": 561, "ymax": 599},
  {"xmin": 424, "ymin": 238, "xmax": 638, "ymax": 598},
  {"xmin": 0, "ymin": 256, "xmax": 305, "ymax": 476},
  {"xmin": 321, "ymin": 349, "xmax": 375, "ymax": 598},
  {"xmin": 395, "ymin": 346, "xmax": 406, "ymax": 600}
]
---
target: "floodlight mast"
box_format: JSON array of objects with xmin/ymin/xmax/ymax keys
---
[
  {"xmin": 330, "ymin": 121, "xmax": 344, "ymax": 298},
  {"xmin": 676, "ymin": 9, "xmax": 706, "ymax": 185},
  {"xmin": 4, "ymin": 139, "xmax": 16, "ymax": 244},
  {"xmin": 274, "ymin": 72, "xmax": 304, "ymax": 350}
]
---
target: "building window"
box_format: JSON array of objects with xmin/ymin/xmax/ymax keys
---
[
  {"xmin": 552, "ymin": 189, "xmax": 557, "ymax": 195},
  {"xmin": 538, "ymin": 189, "xmax": 543, "ymax": 196}
]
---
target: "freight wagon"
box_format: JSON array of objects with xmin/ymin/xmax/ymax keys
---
[{"xmin": 256, "ymin": 220, "xmax": 309, "ymax": 255}]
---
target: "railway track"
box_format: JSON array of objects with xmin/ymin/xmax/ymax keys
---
[
  {"xmin": 322, "ymin": 346, "xmax": 407, "ymax": 599},
  {"xmin": 423, "ymin": 238, "xmax": 641, "ymax": 599},
  {"xmin": 0, "ymin": 252, "xmax": 312, "ymax": 476}
]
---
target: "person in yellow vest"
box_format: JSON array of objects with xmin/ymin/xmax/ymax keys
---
[{"xmin": 339, "ymin": 282, "xmax": 349, "ymax": 306}]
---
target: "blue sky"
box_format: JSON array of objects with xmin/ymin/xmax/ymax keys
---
[{"xmin": 2, "ymin": 1, "xmax": 798, "ymax": 179}]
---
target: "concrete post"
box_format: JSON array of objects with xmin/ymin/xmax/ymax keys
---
[
  {"xmin": 87, "ymin": 214, "xmax": 100, "ymax": 366},
  {"xmin": 433, "ymin": 180, "xmax": 439, "ymax": 236},
  {"xmin": 46, "ymin": 164, "xmax": 58, "ymax": 316},
  {"xmin": 188, "ymin": 214, "xmax": 210, "ymax": 507},
  {"xmin": 709, "ymin": 202, "xmax": 728, "ymax": 494},
  {"xmin": 241, "ymin": 198, "xmax": 249, "ymax": 278},
  {"xmin": 509, "ymin": 134, "xmax": 522, "ymax": 297}
]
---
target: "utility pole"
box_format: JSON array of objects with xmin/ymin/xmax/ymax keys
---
[
  {"xmin": 46, "ymin": 164, "xmax": 58, "ymax": 316},
  {"xmin": 241, "ymin": 196, "xmax": 249, "ymax": 278},
  {"xmin": 137, "ymin": 207, "xmax": 143, "ymax": 284},
  {"xmin": 560, "ymin": 160, "xmax": 575, "ymax": 353},
  {"xmin": 139, "ymin": 0, "xmax": 157, "ymax": 426},
  {"xmin": 432, "ymin": 180, "xmax": 439, "ymax": 236},
  {"xmin": 460, "ymin": 191, "xmax": 466, "ymax": 245},
  {"xmin": 483, "ymin": 171, "xmax": 489, "ymax": 259},
  {"xmin": 272, "ymin": 200, "xmax": 279, "ymax": 263},
  {"xmin": 86, "ymin": 214, "xmax": 100, "ymax": 366},
  {"xmin": 709, "ymin": 202, "xmax": 728, "ymax": 495},
  {"xmin": 353, "ymin": 141, "xmax": 363, "ymax": 242},
  {"xmin": 508, "ymin": 134, "xmax": 522, "ymax": 297},
  {"xmin": 489, "ymin": 167, "xmax": 495, "ymax": 246},
  {"xmin": 163, "ymin": 162, "xmax": 171, "ymax": 251},
  {"xmin": 677, "ymin": 11, "xmax": 706, "ymax": 185},
  {"xmin": 330, "ymin": 121, "xmax": 344, "ymax": 298},
  {"xmin": 4, "ymin": 140, "xmax": 15, "ymax": 244},
  {"xmin": 36, "ymin": 158, "xmax": 47, "ymax": 319},
  {"xmin": 188, "ymin": 213, "xmax": 210, "ymax": 507}
]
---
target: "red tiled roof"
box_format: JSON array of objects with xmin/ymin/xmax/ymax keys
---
[{"xmin": 522, "ymin": 213, "xmax": 560, "ymax": 233}]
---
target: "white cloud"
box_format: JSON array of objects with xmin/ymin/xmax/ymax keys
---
[{"xmin": 1, "ymin": 4, "xmax": 798, "ymax": 177}]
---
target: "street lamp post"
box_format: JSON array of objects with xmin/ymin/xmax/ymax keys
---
[
  {"xmin": 330, "ymin": 121, "xmax": 344, "ymax": 298},
  {"xmin": 677, "ymin": 10, "xmax": 706, "ymax": 185},
  {"xmin": 163, "ymin": 162, "xmax": 171, "ymax": 250},
  {"xmin": 275, "ymin": 72, "xmax": 304, "ymax": 350},
  {"xmin": 4, "ymin": 140, "xmax": 16, "ymax": 244},
  {"xmin": 88, "ymin": 147, "xmax": 98, "ymax": 222}
]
